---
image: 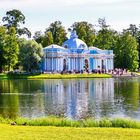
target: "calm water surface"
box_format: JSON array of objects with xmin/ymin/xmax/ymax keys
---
[{"xmin": 0, "ymin": 78, "xmax": 140, "ymax": 120}]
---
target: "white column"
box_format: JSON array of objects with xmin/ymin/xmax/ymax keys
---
[
  {"xmin": 111, "ymin": 59, "xmax": 114, "ymax": 70},
  {"xmin": 71, "ymin": 58, "xmax": 72, "ymax": 71},
  {"xmin": 46, "ymin": 58, "xmax": 48, "ymax": 71},
  {"xmin": 58, "ymin": 58, "xmax": 60, "ymax": 71},
  {"xmin": 76, "ymin": 58, "xmax": 77, "ymax": 71},
  {"xmin": 108, "ymin": 59, "xmax": 110, "ymax": 70},
  {"xmin": 44, "ymin": 57, "xmax": 46, "ymax": 71},
  {"xmin": 54, "ymin": 58, "xmax": 56, "ymax": 71},
  {"xmin": 95, "ymin": 59, "xmax": 97, "ymax": 69},
  {"xmin": 60, "ymin": 58, "xmax": 62, "ymax": 71},
  {"xmin": 73, "ymin": 58, "xmax": 75, "ymax": 71},
  {"xmin": 69, "ymin": 58, "xmax": 71, "ymax": 71},
  {"xmin": 56, "ymin": 57, "xmax": 58, "ymax": 71},
  {"xmin": 79, "ymin": 58, "xmax": 81, "ymax": 71},
  {"xmin": 93, "ymin": 58, "xmax": 95, "ymax": 70},
  {"xmin": 72, "ymin": 58, "xmax": 74, "ymax": 71},
  {"xmin": 109, "ymin": 59, "xmax": 111, "ymax": 70},
  {"xmin": 68, "ymin": 58, "xmax": 70, "ymax": 71},
  {"xmin": 105, "ymin": 59, "xmax": 107, "ymax": 70},
  {"xmin": 75, "ymin": 58, "xmax": 76, "ymax": 70},
  {"xmin": 81, "ymin": 58, "xmax": 85, "ymax": 70},
  {"xmin": 48, "ymin": 58, "xmax": 50, "ymax": 71}
]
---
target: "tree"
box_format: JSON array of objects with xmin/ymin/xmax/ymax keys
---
[
  {"xmin": 70, "ymin": 21, "xmax": 95, "ymax": 46},
  {"xmin": 4, "ymin": 27, "xmax": 19, "ymax": 71},
  {"xmin": 124, "ymin": 24, "xmax": 140, "ymax": 38},
  {"xmin": 18, "ymin": 39, "xmax": 43, "ymax": 72},
  {"xmin": 0, "ymin": 26, "xmax": 7, "ymax": 72},
  {"xmin": 45, "ymin": 21, "xmax": 67, "ymax": 46},
  {"xmin": 42, "ymin": 31, "xmax": 53, "ymax": 47},
  {"xmin": 94, "ymin": 29, "xmax": 118, "ymax": 50},
  {"xmin": 0, "ymin": 26, "xmax": 19, "ymax": 72},
  {"xmin": 34, "ymin": 21, "xmax": 67, "ymax": 47},
  {"xmin": 33, "ymin": 31, "xmax": 43, "ymax": 44},
  {"xmin": 114, "ymin": 32, "xmax": 139, "ymax": 71},
  {"xmin": 2, "ymin": 9, "xmax": 31, "ymax": 38},
  {"xmin": 94, "ymin": 18, "xmax": 117, "ymax": 50},
  {"xmin": 124, "ymin": 24, "xmax": 140, "ymax": 68}
]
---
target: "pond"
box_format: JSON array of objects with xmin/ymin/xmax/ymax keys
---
[{"xmin": 0, "ymin": 78, "xmax": 140, "ymax": 120}]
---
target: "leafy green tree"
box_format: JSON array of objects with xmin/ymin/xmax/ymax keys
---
[
  {"xmin": 94, "ymin": 18, "xmax": 117, "ymax": 50},
  {"xmin": 42, "ymin": 31, "xmax": 54, "ymax": 47},
  {"xmin": 70, "ymin": 21, "xmax": 95, "ymax": 46},
  {"xmin": 94, "ymin": 29, "xmax": 118, "ymax": 50},
  {"xmin": 33, "ymin": 31, "xmax": 43, "ymax": 44},
  {"xmin": 4, "ymin": 27, "xmax": 19, "ymax": 71},
  {"xmin": 0, "ymin": 26, "xmax": 18, "ymax": 72},
  {"xmin": 34, "ymin": 21, "xmax": 66, "ymax": 47},
  {"xmin": 0, "ymin": 26, "xmax": 7, "ymax": 72},
  {"xmin": 114, "ymin": 32, "xmax": 139, "ymax": 71},
  {"xmin": 45, "ymin": 21, "xmax": 67, "ymax": 45},
  {"xmin": 124, "ymin": 24, "xmax": 140, "ymax": 38},
  {"xmin": 18, "ymin": 39, "xmax": 43, "ymax": 72},
  {"xmin": 2, "ymin": 9, "xmax": 31, "ymax": 38},
  {"xmin": 124, "ymin": 24, "xmax": 140, "ymax": 68}
]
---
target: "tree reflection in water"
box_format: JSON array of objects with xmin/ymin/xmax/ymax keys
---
[{"xmin": 0, "ymin": 78, "xmax": 139, "ymax": 120}]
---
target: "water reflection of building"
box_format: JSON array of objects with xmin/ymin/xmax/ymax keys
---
[
  {"xmin": 89, "ymin": 78, "xmax": 114, "ymax": 118},
  {"xmin": 44, "ymin": 80, "xmax": 65, "ymax": 117},
  {"xmin": 43, "ymin": 79, "xmax": 88, "ymax": 119},
  {"xmin": 1, "ymin": 78, "xmax": 140, "ymax": 120},
  {"xmin": 66, "ymin": 79, "xmax": 88, "ymax": 119},
  {"xmin": 43, "ymin": 78, "xmax": 114, "ymax": 119},
  {"xmin": 17, "ymin": 79, "xmax": 115, "ymax": 119}
]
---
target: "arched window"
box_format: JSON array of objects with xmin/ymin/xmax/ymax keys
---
[
  {"xmin": 64, "ymin": 45, "xmax": 68, "ymax": 49},
  {"xmin": 80, "ymin": 44, "xmax": 86, "ymax": 48}
]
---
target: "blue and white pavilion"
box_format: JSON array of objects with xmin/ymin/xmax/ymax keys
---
[{"xmin": 42, "ymin": 31, "xmax": 114, "ymax": 73}]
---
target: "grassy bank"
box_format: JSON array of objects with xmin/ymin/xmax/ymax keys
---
[
  {"xmin": 0, "ymin": 124, "xmax": 140, "ymax": 140},
  {"xmin": 1, "ymin": 117, "xmax": 140, "ymax": 129},
  {"xmin": 0, "ymin": 73, "xmax": 8, "ymax": 79},
  {"xmin": 0, "ymin": 73, "xmax": 112, "ymax": 79},
  {"xmin": 1, "ymin": 117, "xmax": 140, "ymax": 139},
  {"xmin": 137, "ymin": 72, "xmax": 140, "ymax": 76}
]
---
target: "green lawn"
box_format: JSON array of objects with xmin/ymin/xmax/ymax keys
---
[
  {"xmin": 28, "ymin": 73, "xmax": 112, "ymax": 79},
  {"xmin": 0, "ymin": 73, "xmax": 112, "ymax": 79},
  {"xmin": 0, "ymin": 124, "xmax": 140, "ymax": 140}
]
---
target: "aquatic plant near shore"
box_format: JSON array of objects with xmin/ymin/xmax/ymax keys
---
[{"xmin": 1, "ymin": 116, "xmax": 140, "ymax": 129}]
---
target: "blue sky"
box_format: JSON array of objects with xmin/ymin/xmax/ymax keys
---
[{"xmin": 0, "ymin": 0, "xmax": 140, "ymax": 35}]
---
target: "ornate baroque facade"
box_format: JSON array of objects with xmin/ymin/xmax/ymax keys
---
[{"xmin": 42, "ymin": 31, "xmax": 114, "ymax": 73}]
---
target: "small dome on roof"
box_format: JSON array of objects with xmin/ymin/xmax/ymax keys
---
[
  {"xmin": 44, "ymin": 44, "xmax": 65, "ymax": 50},
  {"xmin": 62, "ymin": 31, "xmax": 88, "ymax": 50}
]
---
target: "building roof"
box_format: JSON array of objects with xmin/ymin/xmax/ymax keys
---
[
  {"xmin": 62, "ymin": 31, "xmax": 88, "ymax": 50},
  {"xmin": 44, "ymin": 44, "xmax": 66, "ymax": 50}
]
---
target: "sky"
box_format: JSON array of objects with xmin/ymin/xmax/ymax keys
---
[{"xmin": 0, "ymin": 0, "xmax": 140, "ymax": 36}]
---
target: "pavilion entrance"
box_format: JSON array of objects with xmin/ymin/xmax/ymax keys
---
[
  {"xmin": 84, "ymin": 59, "xmax": 89, "ymax": 72},
  {"xmin": 63, "ymin": 59, "xmax": 67, "ymax": 71},
  {"xmin": 101, "ymin": 60, "xmax": 105, "ymax": 69}
]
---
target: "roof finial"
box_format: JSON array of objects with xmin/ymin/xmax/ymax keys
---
[{"xmin": 70, "ymin": 30, "xmax": 78, "ymax": 39}]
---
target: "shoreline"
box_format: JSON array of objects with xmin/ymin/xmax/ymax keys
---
[
  {"xmin": 0, "ymin": 73, "xmax": 112, "ymax": 79},
  {"xmin": 0, "ymin": 72, "xmax": 139, "ymax": 79}
]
